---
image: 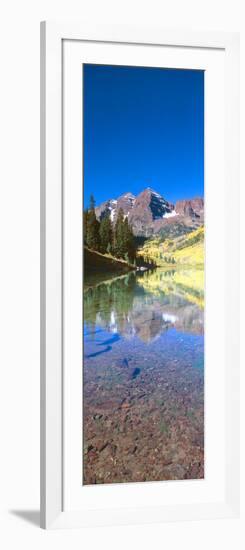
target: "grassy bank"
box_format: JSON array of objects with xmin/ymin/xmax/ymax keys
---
[{"xmin": 84, "ymin": 247, "xmax": 136, "ymax": 276}]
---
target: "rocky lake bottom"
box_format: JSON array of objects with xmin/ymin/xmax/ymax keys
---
[{"xmin": 83, "ymin": 269, "xmax": 204, "ymax": 485}]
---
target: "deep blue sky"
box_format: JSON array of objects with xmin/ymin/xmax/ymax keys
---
[{"xmin": 83, "ymin": 64, "xmax": 204, "ymax": 208}]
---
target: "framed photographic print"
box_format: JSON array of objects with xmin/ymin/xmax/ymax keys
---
[{"xmin": 40, "ymin": 22, "xmax": 240, "ymax": 529}]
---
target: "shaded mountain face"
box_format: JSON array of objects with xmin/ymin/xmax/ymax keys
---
[
  {"xmin": 128, "ymin": 188, "xmax": 174, "ymax": 235},
  {"xmin": 95, "ymin": 187, "xmax": 204, "ymax": 237}
]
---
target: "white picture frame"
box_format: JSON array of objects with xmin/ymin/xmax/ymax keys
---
[{"xmin": 40, "ymin": 22, "xmax": 240, "ymax": 529}]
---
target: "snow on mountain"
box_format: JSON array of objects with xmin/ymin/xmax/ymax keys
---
[{"xmin": 163, "ymin": 210, "xmax": 179, "ymax": 219}]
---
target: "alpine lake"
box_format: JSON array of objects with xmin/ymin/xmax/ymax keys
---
[{"xmin": 83, "ymin": 267, "xmax": 204, "ymax": 485}]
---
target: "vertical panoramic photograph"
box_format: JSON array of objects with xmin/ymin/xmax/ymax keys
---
[{"xmin": 83, "ymin": 64, "xmax": 204, "ymax": 485}]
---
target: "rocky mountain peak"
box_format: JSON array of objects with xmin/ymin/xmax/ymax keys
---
[
  {"xmin": 175, "ymin": 198, "xmax": 204, "ymax": 220},
  {"xmin": 133, "ymin": 188, "xmax": 174, "ymax": 219},
  {"xmin": 94, "ymin": 188, "xmax": 204, "ymax": 237},
  {"xmin": 119, "ymin": 192, "xmax": 135, "ymax": 199}
]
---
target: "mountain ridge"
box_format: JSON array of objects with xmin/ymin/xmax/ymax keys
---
[{"xmin": 95, "ymin": 187, "xmax": 204, "ymax": 237}]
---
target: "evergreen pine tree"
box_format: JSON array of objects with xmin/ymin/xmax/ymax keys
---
[
  {"xmin": 86, "ymin": 194, "xmax": 100, "ymax": 251},
  {"xmin": 122, "ymin": 217, "xmax": 135, "ymax": 262},
  {"xmin": 83, "ymin": 208, "xmax": 88, "ymax": 246},
  {"xmin": 114, "ymin": 208, "xmax": 125, "ymax": 258},
  {"xmin": 99, "ymin": 214, "xmax": 113, "ymax": 254}
]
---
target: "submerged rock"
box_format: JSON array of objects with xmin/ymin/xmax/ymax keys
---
[{"xmin": 131, "ymin": 367, "xmax": 141, "ymax": 379}]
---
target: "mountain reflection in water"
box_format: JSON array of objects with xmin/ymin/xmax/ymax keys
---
[
  {"xmin": 83, "ymin": 268, "xmax": 204, "ymax": 485},
  {"xmin": 84, "ymin": 268, "xmax": 204, "ymax": 344}
]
